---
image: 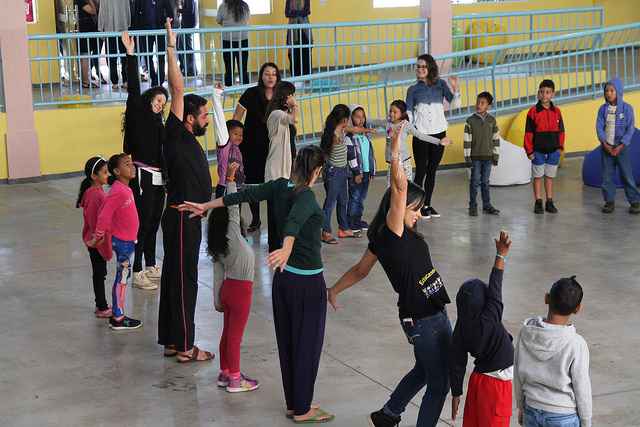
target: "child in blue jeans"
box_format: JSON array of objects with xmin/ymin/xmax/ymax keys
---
[
  {"xmin": 596, "ymin": 77, "xmax": 640, "ymax": 214},
  {"xmin": 346, "ymin": 104, "xmax": 376, "ymax": 235}
]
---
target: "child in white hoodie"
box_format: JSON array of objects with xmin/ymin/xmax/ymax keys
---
[{"xmin": 514, "ymin": 276, "xmax": 592, "ymax": 427}]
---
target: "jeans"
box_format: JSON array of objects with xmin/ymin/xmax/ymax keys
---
[
  {"xmin": 111, "ymin": 237, "xmax": 135, "ymax": 319},
  {"xmin": 348, "ymin": 172, "xmax": 371, "ymax": 229},
  {"xmin": 322, "ymin": 165, "xmax": 350, "ymax": 233},
  {"xmin": 384, "ymin": 311, "xmax": 452, "ymax": 427},
  {"xmin": 469, "ymin": 160, "xmax": 492, "ymax": 208},
  {"xmin": 601, "ymin": 145, "xmax": 640, "ymax": 204},
  {"xmin": 524, "ymin": 405, "xmax": 580, "ymax": 427}
]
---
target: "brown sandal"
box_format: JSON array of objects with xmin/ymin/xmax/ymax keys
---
[{"xmin": 177, "ymin": 345, "xmax": 214, "ymax": 363}]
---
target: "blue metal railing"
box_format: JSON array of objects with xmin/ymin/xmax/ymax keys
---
[
  {"xmin": 200, "ymin": 21, "xmax": 639, "ymax": 157},
  {"xmin": 27, "ymin": 18, "xmax": 428, "ymax": 107},
  {"xmin": 453, "ymin": 7, "xmax": 604, "ymax": 50}
]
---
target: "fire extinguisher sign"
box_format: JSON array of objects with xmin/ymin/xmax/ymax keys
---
[{"xmin": 25, "ymin": 0, "xmax": 37, "ymax": 23}]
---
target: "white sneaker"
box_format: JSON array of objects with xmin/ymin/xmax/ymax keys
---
[
  {"xmin": 145, "ymin": 265, "xmax": 162, "ymax": 282},
  {"xmin": 133, "ymin": 271, "xmax": 157, "ymax": 290}
]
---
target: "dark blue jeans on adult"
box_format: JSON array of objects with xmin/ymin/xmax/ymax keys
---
[
  {"xmin": 469, "ymin": 160, "xmax": 493, "ymax": 208},
  {"xmin": 524, "ymin": 405, "xmax": 580, "ymax": 427},
  {"xmin": 601, "ymin": 145, "xmax": 640, "ymax": 204},
  {"xmin": 348, "ymin": 172, "xmax": 370, "ymax": 229},
  {"xmin": 322, "ymin": 165, "xmax": 350, "ymax": 233},
  {"xmin": 383, "ymin": 310, "xmax": 452, "ymax": 427}
]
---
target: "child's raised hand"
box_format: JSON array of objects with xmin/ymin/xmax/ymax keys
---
[
  {"xmin": 440, "ymin": 136, "xmax": 452, "ymax": 146},
  {"xmin": 121, "ymin": 31, "xmax": 135, "ymax": 55},
  {"xmin": 495, "ymin": 230, "xmax": 511, "ymax": 256}
]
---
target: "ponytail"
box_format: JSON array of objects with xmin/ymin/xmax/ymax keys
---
[
  {"xmin": 77, "ymin": 156, "xmax": 107, "ymax": 208},
  {"xmin": 107, "ymin": 153, "xmax": 128, "ymax": 186},
  {"xmin": 320, "ymin": 104, "xmax": 350, "ymax": 156}
]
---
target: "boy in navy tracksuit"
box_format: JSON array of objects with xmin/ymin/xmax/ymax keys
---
[
  {"xmin": 524, "ymin": 80, "xmax": 565, "ymax": 214},
  {"xmin": 596, "ymin": 78, "xmax": 640, "ymax": 214},
  {"xmin": 449, "ymin": 231, "xmax": 514, "ymax": 427},
  {"xmin": 346, "ymin": 104, "xmax": 376, "ymax": 235}
]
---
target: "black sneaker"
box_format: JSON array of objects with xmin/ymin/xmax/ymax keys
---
[
  {"xmin": 469, "ymin": 206, "xmax": 478, "ymax": 216},
  {"xmin": 602, "ymin": 201, "xmax": 615, "ymax": 214},
  {"xmin": 630, "ymin": 202, "xmax": 640, "ymax": 215},
  {"xmin": 368, "ymin": 409, "xmax": 400, "ymax": 427},
  {"xmin": 534, "ymin": 199, "xmax": 544, "ymax": 214},
  {"xmin": 483, "ymin": 206, "xmax": 500, "ymax": 215},
  {"xmin": 420, "ymin": 206, "xmax": 431, "ymax": 219},
  {"xmin": 359, "ymin": 220, "xmax": 369, "ymax": 231},
  {"xmin": 109, "ymin": 316, "xmax": 142, "ymax": 331},
  {"xmin": 428, "ymin": 206, "xmax": 441, "ymax": 218},
  {"xmin": 545, "ymin": 199, "xmax": 558, "ymax": 214}
]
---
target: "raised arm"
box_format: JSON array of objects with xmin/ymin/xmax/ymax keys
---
[
  {"xmin": 482, "ymin": 231, "xmax": 511, "ymax": 322},
  {"xmin": 121, "ymin": 32, "xmax": 140, "ymax": 97},
  {"xmin": 405, "ymin": 121, "xmax": 446, "ymax": 145},
  {"xmin": 166, "ymin": 18, "xmax": 184, "ymax": 119},
  {"xmin": 179, "ymin": 179, "xmax": 276, "ymax": 216},
  {"xmin": 233, "ymin": 104, "xmax": 247, "ymax": 122},
  {"xmin": 386, "ymin": 124, "xmax": 408, "ymax": 237},
  {"xmin": 225, "ymin": 169, "xmax": 240, "ymax": 225}
]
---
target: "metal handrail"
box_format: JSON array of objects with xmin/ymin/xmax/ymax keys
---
[{"xmin": 452, "ymin": 6, "xmax": 604, "ymax": 20}]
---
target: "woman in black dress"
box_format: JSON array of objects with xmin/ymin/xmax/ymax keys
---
[
  {"xmin": 121, "ymin": 32, "xmax": 169, "ymax": 290},
  {"xmin": 232, "ymin": 62, "xmax": 282, "ymax": 231}
]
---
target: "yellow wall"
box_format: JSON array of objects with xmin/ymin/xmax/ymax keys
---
[{"xmin": 27, "ymin": 0, "xmax": 60, "ymax": 84}]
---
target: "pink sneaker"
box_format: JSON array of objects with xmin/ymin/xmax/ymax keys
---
[
  {"xmin": 95, "ymin": 307, "xmax": 112, "ymax": 318},
  {"xmin": 226, "ymin": 374, "xmax": 260, "ymax": 393},
  {"xmin": 217, "ymin": 372, "xmax": 229, "ymax": 388}
]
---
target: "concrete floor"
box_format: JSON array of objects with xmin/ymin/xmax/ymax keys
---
[{"xmin": 2, "ymin": 158, "xmax": 640, "ymax": 427}]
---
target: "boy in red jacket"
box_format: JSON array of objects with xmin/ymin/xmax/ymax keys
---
[{"xmin": 524, "ymin": 80, "xmax": 565, "ymax": 214}]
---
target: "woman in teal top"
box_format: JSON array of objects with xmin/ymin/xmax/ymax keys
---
[{"xmin": 180, "ymin": 146, "xmax": 334, "ymax": 423}]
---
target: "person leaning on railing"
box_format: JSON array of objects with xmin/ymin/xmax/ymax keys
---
[
  {"xmin": 74, "ymin": 0, "xmax": 101, "ymax": 88},
  {"xmin": 98, "ymin": 0, "xmax": 131, "ymax": 89}
]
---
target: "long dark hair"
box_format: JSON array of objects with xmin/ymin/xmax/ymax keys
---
[
  {"xmin": 225, "ymin": 0, "xmax": 249, "ymax": 22},
  {"xmin": 320, "ymin": 104, "xmax": 351, "ymax": 156},
  {"xmin": 418, "ymin": 53, "xmax": 439, "ymax": 85},
  {"xmin": 207, "ymin": 207, "xmax": 230, "ymax": 261},
  {"xmin": 265, "ymin": 81, "xmax": 296, "ymax": 121},
  {"xmin": 107, "ymin": 153, "xmax": 128, "ymax": 186},
  {"xmin": 257, "ymin": 62, "xmax": 282, "ymax": 103},
  {"xmin": 291, "ymin": 146, "xmax": 326, "ymax": 190},
  {"xmin": 76, "ymin": 156, "xmax": 107, "ymax": 208},
  {"xmin": 122, "ymin": 85, "xmax": 168, "ymax": 133},
  {"xmin": 367, "ymin": 181, "xmax": 426, "ymax": 244},
  {"xmin": 390, "ymin": 99, "xmax": 409, "ymax": 121}
]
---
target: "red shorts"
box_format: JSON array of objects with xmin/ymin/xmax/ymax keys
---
[{"xmin": 463, "ymin": 372, "xmax": 512, "ymax": 427}]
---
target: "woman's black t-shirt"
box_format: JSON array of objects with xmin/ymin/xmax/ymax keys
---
[
  {"xmin": 368, "ymin": 225, "xmax": 450, "ymax": 319},
  {"xmin": 238, "ymin": 86, "xmax": 270, "ymax": 184}
]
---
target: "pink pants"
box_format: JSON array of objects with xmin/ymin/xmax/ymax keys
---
[{"xmin": 219, "ymin": 278, "xmax": 253, "ymax": 375}]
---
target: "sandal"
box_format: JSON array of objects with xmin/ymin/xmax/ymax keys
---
[
  {"xmin": 176, "ymin": 345, "xmax": 214, "ymax": 363},
  {"xmin": 164, "ymin": 345, "xmax": 177, "ymax": 357},
  {"xmin": 287, "ymin": 405, "xmax": 319, "ymax": 419},
  {"xmin": 321, "ymin": 232, "xmax": 338, "ymax": 245},
  {"xmin": 82, "ymin": 81, "xmax": 100, "ymax": 89},
  {"xmin": 293, "ymin": 407, "xmax": 335, "ymax": 424}
]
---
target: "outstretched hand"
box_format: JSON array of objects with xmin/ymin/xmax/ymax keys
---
[
  {"xmin": 267, "ymin": 247, "xmax": 292, "ymax": 272},
  {"xmin": 121, "ymin": 31, "xmax": 135, "ymax": 55},
  {"xmin": 495, "ymin": 230, "xmax": 512, "ymax": 256},
  {"xmin": 177, "ymin": 201, "xmax": 207, "ymax": 218},
  {"xmin": 327, "ymin": 287, "xmax": 341, "ymax": 311}
]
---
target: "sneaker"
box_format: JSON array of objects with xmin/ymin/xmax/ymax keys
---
[
  {"xmin": 534, "ymin": 199, "xmax": 544, "ymax": 214},
  {"xmin": 95, "ymin": 307, "xmax": 112, "ymax": 318},
  {"xmin": 427, "ymin": 206, "xmax": 441, "ymax": 218},
  {"xmin": 368, "ymin": 409, "xmax": 400, "ymax": 427},
  {"xmin": 226, "ymin": 374, "xmax": 260, "ymax": 393},
  {"xmin": 483, "ymin": 206, "xmax": 500, "ymax": 215},
  {"xmin": 109, "ymin": 316, "xmax": 142, "ymax": 331},
  {"xmin": 217, "ymin": 372, "xmax": 230, "ymax": 388},
  {"xmin": 420, "ymin": 206, "xmax": 431, "ymax": 219},
  {"xmin": 602, "ymin": 201, "xmax": 615, "ymax": 214},
  {"xmin": 545, "ymin": 199, "xmax": 558, "ymax": 214},
  {"xmin": 133, "ymin": 271, "xmax": 157, "ymax": 290},
  {"xmin": 145, "ymin": 265, "xmax": 162, "ymax": 282},
  {"xmin": 629, "ymin": 202, "xmax": 640, "ymax": 215},
  {"xmin": 469, "ymin": 206, "xmax": 478, "ymax": 217},
  {"xmin": 359, "ymin": 221, "xmax": 369, "ymax": 231}
]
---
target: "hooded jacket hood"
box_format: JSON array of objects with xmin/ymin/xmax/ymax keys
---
[
  {"xmin": 455, "ymin": 279, "xmax": 487, "ymax": 354},
  {"xmin": 519, "ymin": 316, "xmax": 576, "ymax": 362},
  {"xmin": 604, "ymin": 77, "xmax": 624, "ymax": 104},
  {"xmin": 348, "ymin": 104, "xmax": 367, "ymax": 128}
]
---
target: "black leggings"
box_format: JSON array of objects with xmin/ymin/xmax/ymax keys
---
[
  {"xmin": 88, "ymin": 247, "xmax": 108, "ymax": 310},
  {"xmin": 131, "ymin": 170, "xmax": 166, "ymax": 272},
  {"xmin": 412, "ymin": 132, "xmax": 446, "ymax": 206},
  {"xmin": 222, "ymin": 39, "xmax": 249, "ymax": 87}
]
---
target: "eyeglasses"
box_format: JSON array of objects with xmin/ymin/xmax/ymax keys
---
[{"xmin": 416, "ymin": 65, "xmax": 428, "ymax": 69}]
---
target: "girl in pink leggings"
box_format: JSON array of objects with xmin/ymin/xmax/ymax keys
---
[{"xmin": 207, "ymin": 164, "xmax": 259, "ymax": 393}]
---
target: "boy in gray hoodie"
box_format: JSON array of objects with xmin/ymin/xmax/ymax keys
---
[{"xmin": 514, "ymin": 276, "xmax": 592, "ymax": 427}]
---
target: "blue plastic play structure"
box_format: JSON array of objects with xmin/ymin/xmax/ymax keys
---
[{"xmin": 582, "ymin": 129, "xmax": 640, "ymax": 188}]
